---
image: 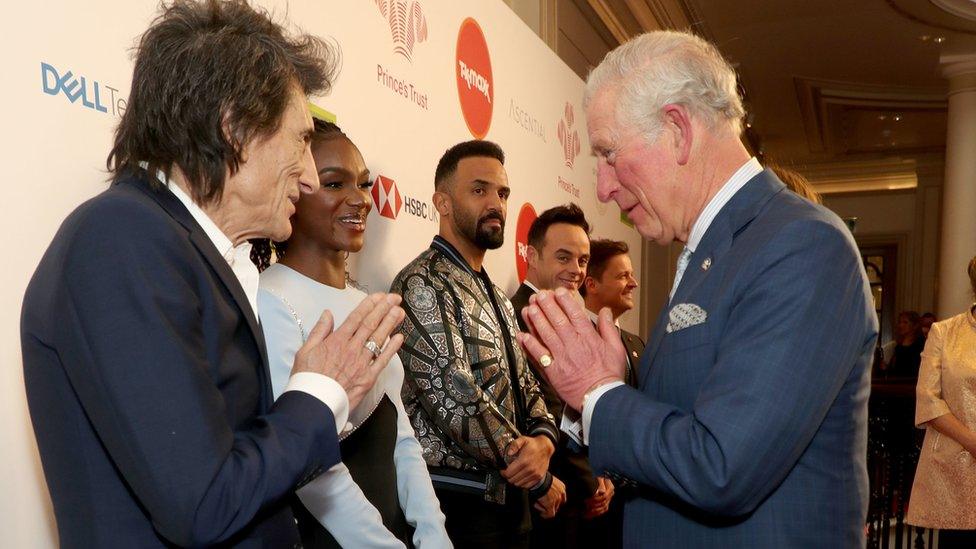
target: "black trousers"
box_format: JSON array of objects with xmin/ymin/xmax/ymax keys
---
[
  {"xmin": 938, "ymin": 529, "xmax": 976, "ymax": 549},
  {"xmin": 435, "ymin": 486, "xmax": 531, "ymax": 549}
]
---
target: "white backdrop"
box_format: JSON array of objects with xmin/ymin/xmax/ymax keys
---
[{"xmin": 0, "ymin": 1, "xmax": 642, "ymax": 545}]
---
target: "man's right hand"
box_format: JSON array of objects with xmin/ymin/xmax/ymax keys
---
[
  {"xmin": 291, "ymin": 293, "xmax": 405, "ymax": 409},
  {"xmin": 584, "ymin": 476, "xmax": 614, "ymax": 518}
]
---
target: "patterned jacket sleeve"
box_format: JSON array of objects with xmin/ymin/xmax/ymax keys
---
[
  {"xmin": 504, "ymin": 298, "xmax": 559, "ymax": 445},
  {"xmin": 393, "ymin": 270, "xmax": 520, "ymax": 470}
]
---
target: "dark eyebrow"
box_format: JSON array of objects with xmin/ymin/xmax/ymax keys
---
[
  {"xmin": 316, "ymin": 167, "xmax": 373, "ymax": 181},
  {"xmin": 317, "ymin": 166, "xmax": 349, "ymax": 177}
]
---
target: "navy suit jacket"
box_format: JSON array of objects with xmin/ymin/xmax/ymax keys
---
[
  {"xmin": 22, "ymin": 173, "xmax": 341, "ymax": 547},
  {"xmin": 589, "ymin": 171, "xmax": 877, "ymax": 548}
]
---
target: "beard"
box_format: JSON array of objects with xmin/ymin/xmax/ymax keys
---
[{"xmin": 456, "ymin": 208, "xmax": 505, "ymax": 250}]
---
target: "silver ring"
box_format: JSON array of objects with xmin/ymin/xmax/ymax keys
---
[
  {"xmin": 539, "ymin": 354, "xmax": 553, "ymax": 368},
  {"xmin": 364, "ymin": 339, "xmax": 381, "ymax": 358}
]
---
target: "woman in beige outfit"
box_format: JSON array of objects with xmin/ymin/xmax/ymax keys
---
[{"xmin": 907, "ymin": 256, "xmax": 976, "ymax": 548}]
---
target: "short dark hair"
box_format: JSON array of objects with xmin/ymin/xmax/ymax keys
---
[
  {"xmin": 526, "ymin": 203, "xmax": 590, "ymax": 250},
  {"xmin": 920, "ymin": 312, "xmax": 936, "ymax": 321},
  {"xmin": 580, "ymin": 239, "xmax": 630, "ymax": 297},
  {"xmin": 108, "ymin": 0, "xmax": 338, "ymax": 206},
  {"xmin": 434, "ymin": 140, "xmax": 505, "ymax": 191}
]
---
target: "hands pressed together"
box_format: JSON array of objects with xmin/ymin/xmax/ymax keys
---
[
  {"xmin": 517, "ymin": 287, "xmax": 628, "ymax": 411},
  {"xmin": 289, "ymin": 287, "xmax": 624, "ymax": 521},
  {"xmin": 291, "ymin": 293, "xmax": 406, "ymax": 409}
]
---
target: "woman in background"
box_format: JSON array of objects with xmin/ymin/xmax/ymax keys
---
[
  {"xmin": 883, "ymin": 311, "xmax": 926, "ymax": 378},
  {"xmin": 255, "ymin": 119, "xmax": 450, "ymax": 548},
  {"xmin": 906, "ymin": 256, "xmax": 976, "ymax": 548}
]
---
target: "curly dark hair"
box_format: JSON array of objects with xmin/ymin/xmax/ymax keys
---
[
  {"xmin": 250, "ymin": 118, "xmax": 346, "ymax": 271},
  {"xmin": 107, "ymin": 0, "xmax": 339, "ymax": 206}
]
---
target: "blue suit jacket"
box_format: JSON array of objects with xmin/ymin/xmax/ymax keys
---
[
  {"xmin": 22, "ymin": 173, "xmax": 341, "ymax": 547},
  {"xmin": 589, "ymin": 171, "xmax": 877, "ymax": 548}
]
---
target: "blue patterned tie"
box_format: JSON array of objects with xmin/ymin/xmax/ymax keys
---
[{"xmin": 669, "ymin": 247, "xmax": 692, "ymax": 302}]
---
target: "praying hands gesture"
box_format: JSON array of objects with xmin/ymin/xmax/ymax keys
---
[
  {"xmin": 516, "ymin": 287, "xmax": 627, "ymax": 411},
  {"xmin": 292, "ymin": 293, "xmax": 405, "ymax": 409}
]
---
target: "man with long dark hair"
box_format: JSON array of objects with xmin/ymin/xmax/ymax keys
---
[{"xmin": 21, "ymin": 2, "xmax": 404, "ymax": 546}]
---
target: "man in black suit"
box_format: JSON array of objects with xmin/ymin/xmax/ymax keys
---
[
  {"xmin": 20, "ymin": 2, "xmax": 404, "ymax": 547},
  {"xmin": 580, "ymin": 239, "xmax": 645, "ymax": 383},
  {"xmin": 572, "ymin": 238, "xmax": 644, "ymax": 548},
  {"xmin": 509, "ymin": 203, "xmax": 613, "ymax": 548}
]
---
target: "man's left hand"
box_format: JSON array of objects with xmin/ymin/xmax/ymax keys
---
[
  {"xmin": 533, "ymin": 475, "xmax": 567, "ymax": 519},
  {"xmin": 517, "ymin": 288, "xmax": 627, "ymax": 411},
  {"xmin": 501, "ymin": 435, "xmax": 555, "ymax": 488}
]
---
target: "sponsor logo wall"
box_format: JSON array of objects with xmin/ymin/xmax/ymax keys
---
[{"xmin": 1, "ymin": 2, "xmax": 643, "ymax": 545}]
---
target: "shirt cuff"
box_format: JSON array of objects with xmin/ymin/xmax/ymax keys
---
[
  {"xmin": 582, "ymin": 381, "xmax": 626, "ymax": 445},
  {"xmin": 285, "ymin": 372, "xmax": 350, "ymax": 435}
]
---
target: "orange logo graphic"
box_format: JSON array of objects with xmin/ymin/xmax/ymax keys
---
[
  {"xmin": 515, "ymin": 203, "xmax": 538, "ymax": 283},
  {"xmin": 455, "ymin": 18, "xmax": 493, "ymax": 139}
]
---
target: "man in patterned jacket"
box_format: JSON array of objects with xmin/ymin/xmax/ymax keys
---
[{"xmin": 391, "ymin": 140, "xmax": 562, "ymax": 548}]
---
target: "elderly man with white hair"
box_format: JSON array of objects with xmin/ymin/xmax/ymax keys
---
[{"xmin": 518, "ymin": 31, "xmax": 878, "ymax": 547}]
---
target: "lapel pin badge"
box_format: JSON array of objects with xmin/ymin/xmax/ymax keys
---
[{"xmin": 701, "ymin": 257, "xmax": 712, "ymax": 270}]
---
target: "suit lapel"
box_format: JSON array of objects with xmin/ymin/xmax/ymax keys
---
[
  {"xmin": 125, "ymin": 174, "xmax": 273, "ymax": 406},
  {"xmin": 638, "ymin": 305, "xmax": 671, "ymax": 390},
  {"xmin": 639, "ymin": 171, "xmax": 786, "ymax": 391}
]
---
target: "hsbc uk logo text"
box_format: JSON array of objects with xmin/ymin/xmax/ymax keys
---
[{"xmin": 371, "ymin": 175, "xmax": 437, "ymax": 223}]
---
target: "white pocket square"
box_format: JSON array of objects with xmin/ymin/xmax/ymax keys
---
[{"xmin": 666, "ymin": 303, "xmax": 707, "ymax": 333}]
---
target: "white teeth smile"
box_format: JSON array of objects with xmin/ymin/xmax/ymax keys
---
[{"xmin": 339, "ymin": 216, "xmax": 365, "ymax": 229}]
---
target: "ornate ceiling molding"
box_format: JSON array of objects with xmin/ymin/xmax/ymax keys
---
[
  {"xmin": 796, "ymin": 157, "xmax": 920, "ymax": 194},
  {"xmin": 585, "ymin": 0, "xmax": 632, "ymax": 44},
  {"xmin": 794, "ymin": 76, "xmax": 946, "ymax": 156},
  {"xmin": 931, "ymin": 0, "xmax": 976, "ymax": 22},
  {"xmin": 885, "ymin": 0, "xmax": 976, "ymax": 34}
]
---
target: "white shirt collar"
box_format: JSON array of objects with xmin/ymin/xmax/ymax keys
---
[
  {"xmin": 165, "ymin": 177, "xmax": 235, "ymax": 259},
  {"xmin": 158, "ymin": 171, "xmax": 259, "ymax": 318},
  {"xmin": 586, "ymin": 308, "xmax": 620, "ymax": 328},
  {"xmin": 685, "ymin": 157, "xmax": 762, "ymax": 253}
]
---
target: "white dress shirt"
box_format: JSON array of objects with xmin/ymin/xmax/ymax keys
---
[
  {"xmin": 164, "ymin": 174, "xmax": 349, "ymax": 433},
  {"xmin": 579, "ymin": 158, "xmax": 764, "ymax": 444}
]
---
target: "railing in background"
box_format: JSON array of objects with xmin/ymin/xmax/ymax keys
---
[{"xmin": 867, "ymin": 379, "xmax": 938, "ymax": 548}]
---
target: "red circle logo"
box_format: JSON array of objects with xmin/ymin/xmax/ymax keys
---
[
  {"xmin": 456, "ymin": 18, "xmax": 493, "ymax": 139},
  {"xmin": 515, "ymin": 203, "xmax": 537, "ymax": 283}
]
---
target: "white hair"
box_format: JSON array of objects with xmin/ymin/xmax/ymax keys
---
[{"xmin": 584, "ymin": 31, "xmax": 745, "ymax": 140}]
